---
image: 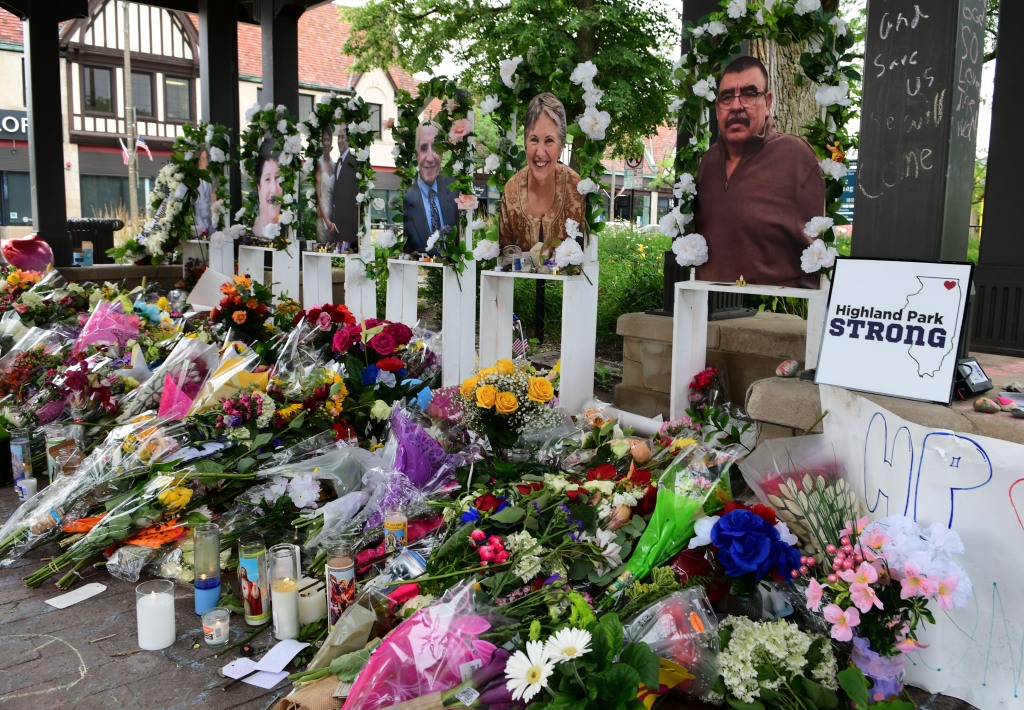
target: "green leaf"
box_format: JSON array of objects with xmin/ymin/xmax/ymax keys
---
[
  {"xmin": 236, "ymin": 457, "xmax": 257, "ymax": 474},
  {"xmin": 192, "ymin": 460, "xmax": 224, "ymax": 474},
  {"xmin": 596, "ymin": 664, "xmax": 641, "ymax": 705},
  {"xmin": 837, "ymin": 666, "xmax": 872, "ymax": 707},
  {"xmin": 288, "ymin": 411, "xmax": 306, "ymax": 429},
  {"xmin": 793, "ymin": 675, "xmax": 839, "ymax": 709},
  {"xmin": 490, "ymin": 506, "xmax": 526, "ymax": 524},
  {"xmin": 619, "ymin": 642, "xmax": 660, "ymax": 690},
  {"xmin": 598, "ymin": 613, "xmax": 623, "ymax": 663},
  {"xmin": 726, "ymin": 697, "xmax": 766, "ymax": 710},
  {"xmin": 252, "ymin": 432, "xmax": 274, "ymax": 449},
  {"xmin": 569, "ymin": 557, "xmax": 595, "ymax": 580}
]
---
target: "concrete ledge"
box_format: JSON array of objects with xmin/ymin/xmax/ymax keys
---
[
  {"xmin": 613, "ymin": 383, "xmax": 670, "ymax": 419},
  {"xmin": 745, "ymin": 352, "xmax": 1024, "ymax": 446}
]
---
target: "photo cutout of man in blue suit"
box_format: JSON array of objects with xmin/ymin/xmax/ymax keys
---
[{"xmin": 403, "ymin": 123, "xmax": 458, "ymax": 255}]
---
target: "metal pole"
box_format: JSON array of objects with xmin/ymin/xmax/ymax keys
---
[{"xmin": 123, "ymin": 1, "xmax": 138, "ymax": 229}]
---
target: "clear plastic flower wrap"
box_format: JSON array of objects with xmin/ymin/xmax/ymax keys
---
[
  {"xmin": 341, "ymin": 580, "xmax": 503, "ymax": 710},
  {"xmin": 609, "ymin": 442, "xmax": 740, "ymax": 594},
  {"xmin": 623, "ymin": 588, "xmax": 721, "ymax": 698},
  {"xmin": 105, "ymin": 543, "xmax": 158, "ymax": 583},
  {"xmin": 255, "ymin": 439, "xmax": 379, "ymax": 499},
  {"xmin": 119, "ymin": 337, "xmax": 219, "ymax": 420},
  {"xmin": 0, "ymin": 415, "xmax": 189, "ymax": 567},
  {"xmin": 0, "ymin": 309, "xmax": 30, "ymax": 351},
  {"xmin": 738, "ymin": 434, "xmax": 864, "ymax": 562},
  {"xmin": 273, "ymin": 319, "xmax": 328, "ymax": 395},
  {"xmin": 403, "ymin": 327, "xmax": 443, "ymax": 384},
  {"xmin": 185, "ymin": 341, "xmax": 263, "ymax": 414}
]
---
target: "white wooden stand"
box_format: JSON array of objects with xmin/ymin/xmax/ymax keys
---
[
  {"xmin": 383, "ymin": 218, "xmax": 478, "ymax": 387},
  {"xmin": 669, "ymin": 272, "xmax": 829, "ymax": 419},
  {"xmin": 182, "ymin": 240, "xmax": 206, "ymax": 271},
  {"xmin": 237, "ymin": 244, "xmax": 271, "ymax": 288},
  {"xmin": 301, "ymin": 249, "xmax": 335, "ymax": 310},
  {"xmin": 208, "ymin": 234, "xmax": 234, "ymax": 275},
  {"xmin": 478, "ymin": 236, "xmax": 599, "ymax": 414}
]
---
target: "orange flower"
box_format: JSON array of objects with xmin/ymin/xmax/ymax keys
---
[
  {"xmin": 246, "ymin": 299, "xmax": 259, "ymax": 310},
  {"xmin": 233, "ymin": 274, "xmax": 253, "ymax": 290},
  {"xmin": 826, "ymin": 141, "xmax": 845, "ymax": 163},
  {"xmin": 232, "ymin": 311, "xmax": 247, "ymax": 325},
  {"xmin": 220, "ymin": 283, "xmax": 238, "ymax": 296}
]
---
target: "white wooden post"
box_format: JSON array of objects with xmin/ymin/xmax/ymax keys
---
[
  {"xmin": 477, "ymin": 234, "xmax": 599, "ymax": 414},
  {"xmin": 208, "ymin": 233, "xmax": 234, "ymax": 275},
  {"xmin": 344, "ymin": 207, "xmax": 377, "ymax": 321},
  {"xmin": 182, "ymin": 240, "xmax": 206, "ymax": 271},
  {"xmin": 237, "ymin": 244, "xmax": 268, "ymax": 287},
  {"xmin": 440, "ymin": 215, "xmax": 477, "ymax": 387},
  {"xmin": 669, "ymin": 274, "xmax": 830, "ymax": 419},
  {"xmin": 384, "ymin": 260, "xmax": 424, "ymax": 325},
  {"xmin": 272, "ymin": 236, "xmax": 301, "ymax": 302},
  {"xmin": 301, "ymin": 249, "xmax": 334, "ymax": 309}
]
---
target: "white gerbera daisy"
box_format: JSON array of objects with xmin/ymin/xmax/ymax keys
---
[
  {"xmin": 544, "ymin": 627, "xmax": 592, "ymax": 663},
  {"xmin": 505, "ymin": 641, "xmax": 555, "ymax": 702}
]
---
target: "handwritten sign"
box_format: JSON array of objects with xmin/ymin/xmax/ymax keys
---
[
  {"xmin": 815, "ymin": 258, "xmax": 972, "ymax": 403},
  {"xmin": 821, "ymin": 385, "xmax": 1023, "ymax": 709},
  {"xmin": 852, "ymin": 0, "xmax": 985, "ymax": 262}
]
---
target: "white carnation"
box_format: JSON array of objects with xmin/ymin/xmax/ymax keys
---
[
  {"xmin": 554, "ymin": 237, "xmax": 584, "ymax": 267},
  {"xmin": 803, "ymin": 215, "xmax": 834, "ymax": 238},
  {"xmin": 819, "ymin": 158, "xmax": 846, "ymax": 181},
  {"xmin": 479, "ymin": 94, "xmax": 501, "ymax": 116},
  {"xmin": 672, "ymin": 233, "xmax": 709, "ymax": 267},
  {"xmin": 262, "ymin": 222, "xmax": 282, "ymax": 239},
  {"xmin": 473, "ymin": 240, "xmax": 500, "ymax": 261},
  {"xmin": 570, "ymin": 60, "xmax": 599, "ymax": 89},
  {"xmin": 564, "ymin": 218, "xmax": 583, "ymax": 240},
  {"xmin": 375, "ymin": 229, "xmax": 397, "ymax": 249},
  {"xmin": 279, "ymin": 209, "xmax": 294, "ymax": 225},
  {"xmin": 577, "ymin": 178, "xmax": 599, "ymax": 196},
  {"xmin": 800, "ymin": 239, "xmax": 837, "ymax": 273},
  {"xmin": 577, "ymin": 106, "xmax": 611, "ymax": 141},
  {"xmin": 674, "ymin": 172, "xmax": 697, "ymax": 199},
  {"xmin": 582, "ymin": 87, "xmax": 604, "ymax": 107}
]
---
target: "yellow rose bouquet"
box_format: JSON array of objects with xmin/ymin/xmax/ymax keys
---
[{"xmin": 458, "ymin": 359, "xmax": 565, "ymax": 450}]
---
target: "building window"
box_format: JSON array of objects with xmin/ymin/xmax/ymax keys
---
[
  {"xmin": 164, "ymin": 76, "xmax": 192, "ymax": 121},
  {"xmin": 299, "ymin": 94, "xmax": 315, "ymax": 121},
  {"xmin": 368, "ymin": 103, "xmax": 382, "ymax": 140},
  {"xmin": 83, "ymin": 66, "xmax": 114, "ymax": 114},
  {"xmin": 132, "ymin": 72, "xmax": 154, "ymax": 118},
  {"xmin": 79, "ymin": 175, "xmax": 150, "ymax": 219},
  {"xmin": 1, "ymin": 172, "xmax": 33, "ymax": 226}
]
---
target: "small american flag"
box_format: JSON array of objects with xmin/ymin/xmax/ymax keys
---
[
  {"xmin": 136, "ymin": 135, "xmax": 153, "ymax": 161},
  {"xmin": 512, "ymin": 314, "xmax": 527, "ymax": 358},
  {"xmin": 118, "ymin": 138, "xmax": 130, "ymax": 165}
]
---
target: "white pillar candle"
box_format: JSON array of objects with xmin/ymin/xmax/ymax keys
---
[
  {"xmin": 271, "ymin": 577, "xmax": 300, "ymax": 640},
  {"xmin": 136, "ymin": 580, "xmax": 176, "ymax": 650},
  {"xmin": 297, "ymin": 577, "xmax": 326, "ymax": 625}
]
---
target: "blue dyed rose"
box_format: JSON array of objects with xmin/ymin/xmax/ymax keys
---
[
  {"xmin": 362, "ymin": 364, "xmax": 381, "ymax": 386},
  {"xmin": 771, "ymin": 539, "xmax": 803, "ymax": 580},
  {"xmin": 710, "ymin": 509, "xmax": 780, "ymax": 579}
]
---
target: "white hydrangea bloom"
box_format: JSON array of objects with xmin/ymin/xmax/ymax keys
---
[{"xmin": 500, "ymin": 56, "xmax": 523, "ymax": 88}]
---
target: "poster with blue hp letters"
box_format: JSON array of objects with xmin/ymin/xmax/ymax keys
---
[{"xmin": 814, "ymin": 258, "xmax": 972, "ymax": 404}]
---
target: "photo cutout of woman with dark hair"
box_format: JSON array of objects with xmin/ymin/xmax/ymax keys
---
[
  {"xmin": 315, "ymin": 124, "xmax": 337, "ymax": 243},
  {"xmin": 251, "ymin": 138, "xmax": 282, "ymax": 239},
  {"xmin": 498, "ymin": 92, "xmax": 585, "ymax": 258}
]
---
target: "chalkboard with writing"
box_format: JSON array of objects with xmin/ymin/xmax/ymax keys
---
[{"xmin": 851, "ymin": 0, "xmax": 985, "ymax": 262}]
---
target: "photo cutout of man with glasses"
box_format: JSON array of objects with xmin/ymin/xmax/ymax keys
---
[{"xmin": 694, "ymin": 55, "xmax": 825, "ymax": 288}]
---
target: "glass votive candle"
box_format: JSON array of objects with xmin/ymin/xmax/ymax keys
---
[
  {"xmin": 383, "ymin": 507, "xmax": 407, "ymax": 554},
  {"xmin": 193, "ymin": 522, "xmax": 221, "ymax": 615},
  {"xmin": 269, "ymin": 544, "xmax": 300, "ymax": 640},
  {"xmin": 136, "ymin": 579, "xmax": 176, "ymax": 650},
  {"xmin": 201, "ymin": 607, "xmax": 230, "ymax": 647}
]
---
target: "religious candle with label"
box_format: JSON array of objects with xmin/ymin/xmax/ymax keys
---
[
  {"xmin": 383, "ymin": 508, "xmax": 407, "ymax": 554},
  {"xmin": 269, "ymin": 544, "xmax": 300, "ymax": 640},
  {"xmin": 136, "ymin": 579, "xmax": 176, "ymax": 650},
  {"xmin": 325, "ymin": 543, "xmax": 355, "ymax": 632},
  {"xmin": 201, "ymin": 607, "xmax": 230, "ymax": 647},
  {"xmin": 193, "ymin": 523, "xmax": 221, "ymax": 615},
  {"xmin": 9, "ymin": 428, "xmax": 32, "ymax": 494},
  {"xmin": 238, "ymin": 535, "xmax": 270, "ymax": 626}
]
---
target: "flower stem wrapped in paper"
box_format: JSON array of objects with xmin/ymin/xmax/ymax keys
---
[
  {"xmin": 72, "ymin": 298, "xmax": 141, "ymax": 356},
  {"xmin": 608, "ymin": 441, "xmax": 738, "ymax": 595},
  {"xmin": 341, "ymin": 580, "xmax": 504, "ymax": 710},
  {"xmin": 185, "ymin": 341, "xmax": 265, "ymax": 415},
  {"xmin": 0, "ymin": 415, "xmax": 187, "ymax": 567},
  {"xmin": 738, "ymin": 434, "xmax": 864, "ymax": 563},
  {"xmin": 119, "ymin": 337, "xmax": 219, "ymax": 420}
]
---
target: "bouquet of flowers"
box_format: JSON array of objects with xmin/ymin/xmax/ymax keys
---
[
  {"xmin": 209, "ymin": 273, "xmax": 276, "ymax": 342},
  {"xmin": 458, "ymin": 359, "xmax": 564, "ymax": 450},
  {"xmin": 804, "ymin": 515, "xmax": 971, "ymax": 658},
  {"xmin": 293, "ymin": 302, "xmax": 357, "ymax": 351}
]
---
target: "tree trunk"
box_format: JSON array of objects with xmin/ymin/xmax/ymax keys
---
[{"xmin": 749, "ymin": 38, "xmax": 819, "ymax": 137}]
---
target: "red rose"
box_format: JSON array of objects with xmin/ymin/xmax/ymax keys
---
[
  {"xmin": 332, "ymin": 305, "xmax": 356, "ymax": 325},
  {"xmin": 332, "ymin": 422, "xmax": 355, "ymax": 441},
  {"xmin": 332, "ymin": 327, "xmax": 359, "ymax": 355},
  {"xmin": 631, "ymin": 469, "xmax": 652, "ymax": 487},
  {"xmin": 586, "ymin": 463, "xmax": 617, "ymax": 481},
  {"xmin": 474, "ymin": 492, "xmax": 502, "ymax": 513},
  {"xmin": 369, "ymin": 332, "xmax": 396, "ymax": 356},
  {"xmin": 386, "ymin": 322, "xmax": 413, "ymax": 346},
  {"xmin": 515, "ymin": 482, "xmax": 543, "ymax": 496},
  {"xmin": 376, "ymin": 356, "xmax": 406, "ymax": 372},
  {"xmin": 750, "ymin": 504, "xmax": 778, "ymax": 526}
]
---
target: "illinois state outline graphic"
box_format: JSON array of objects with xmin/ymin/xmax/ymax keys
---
[{"xmin": 904, "ymin": 276, "xmax": 962, "ymax": 377}]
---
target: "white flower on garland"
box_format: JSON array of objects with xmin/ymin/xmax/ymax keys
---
[
  {"xmin": 815, "ymin": 81, "xmax": 851, "ymax": 107},
  {"xmin": 564, "ymin": 219, "xmax": 583, "ymax": 240},
  {"xmin": 706, "ymin": 20, "xmax": 727, "ymax": 36},
  {"xmin": 279, "ymin": 209, "xmax": 295, "ymax": 225},
  {"xmin": 479, "ymin": 94, "xmax": 501, "ymax": 115},
  {"xmin": 668, "ymin": 97, "xmax": 684, "ymax": 114},
  {"xmin": 570, "ymin": 60, "xmax": 599, "ymax": 90},
  {"xmin": 425, "ymin": 230, "xmax": 441, "ymax": 252},
  {"xmin": 276, "ymin": 119, "xmax": 289, "ymax": 133},
  {"xmin": 693, "ymin": 76, "xmax": 717, "ymax": 102},
  {"xmin": 672, "ymin": 233, "xmax": 709, "ymax": 267},
  {"xmin": 727, "ymin": 0, "xmax": 747, "ymax": 19},
  {"xmin": 803, "ymin": 215, "xmax": 834, "ymax": 238},
  {"xmin": 375, "ymin": 229, "xmax": 397, "ymax": 249},
  {"xmin": 830, "ymin": 15, "xmax": 847, "ymax": 36},
  {"xmin": 819, "ymin": 158, "xmax": 846, "ymax": 181},
  {"xmin": 577, "ymin": 106, "xmax": 611, "ymax": 140},
  {"xmin": 301, "ymin": 157, "xmax": 314, "ymax": 174},
  {"xmin": 333, "ymin": 107, "xmax": 342, "ymax": 121},
  {"xmin": 554, "ymin": 236, "xmax": 584, "ymax": 268},
  {"xmin": 505, "ymin": 641, "xmax": 555, "ymax": 703},
  {"xmin": 544, "ymin": 627, "xmax": 592, "ymax": 664},
  {"xmin": 183, "ymin": 150, "xmax": 194, "ymax": 161},
  {"xmin": 500, "ymin": 55, "xmax": 523, "ymax": 88},
  {"xmin": 372, "ymin": 197, "xmax": 385, "ymax": 211},
  {"xmin": 658, "ymin": 207, "xmax": 693, "ymax": 238},
  {"xmin": 391, "ymin": 144, "xmax": 401, "ymax": 159},
  {"xmin": 355, "ymin": 147, "xmax": 370, "ymax": 162},
  {"xmin": 474, "ymin": 240, "xmax": 500, "ymax": 261},
  {"xmin": 794, "ymin": 0, "xmax": 821, "ymax": 16},
  {"xmin": 674, "ymin": 172, "xmax": 697, "ymax": 199},
  {"xmin": 691, "ymin": 25, "xmax": 705, "ymax": 38},
  {"xmin": 800, "ymin": 238, "xmax": 838, "ymax": 273},
  {"xmin": 577, "ymin": 178, "xmax": 599, "ymax": 196},
  {"xmin": 283, "ymin": 193, "xmax": 294, "ymax": 205},
  {"xmin": 262, "ymin": 222, "xmax": 282, "ymax": 239},
  {"xmin": 209, "ymin": 146, "xmax": 226, "ymax": 163},
  {"xmin": 484, "ymin": 153, "xmax": 501, "ymax": 172},
  {"xmin": 235, "ymin": 207, "xmax": 247, "ymax": 221},
  {"xmin": 754, "ymin": 8, "xmax": 766, "ymax": 23},
  {"xmin": 470, "ymin": 218, "xmax": 486, "ymax": 231},
  {"xmin": 244, "ymin": 104, "xmax": 259, "ymax": 122},
  {"xmin": 582, "ymin": 87, "xmax": 604, "ymax": 107},
  {"xmin": 357, "ymin": 120, "xmax": 372, "ymax": 134}
]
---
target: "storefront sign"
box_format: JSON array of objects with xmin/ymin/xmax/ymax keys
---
[
  {"xmin": 815, "ymin": 258, "xmax": 972, "ymax": 403},
  {"xmin": 0, "ymin": 110, "xmax": 29, "ymax": 141}
]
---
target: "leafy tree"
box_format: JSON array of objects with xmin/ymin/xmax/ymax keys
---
[{"xmin": 341, "ymin": 0, "xmax": 677, "ymax": 157}]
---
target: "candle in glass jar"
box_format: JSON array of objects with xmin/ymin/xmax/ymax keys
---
[
  {"xmin": 326, "ymin": 544, "xmax": 355, "ymax": 632},
  {"xmin": 297, "ymin": 577, "xmax": 326, "ymax": 625},
  {"xmin": 136, "ymin": 580, "xmax": 176, "ymax": 650},
  {"xmin": 269, "ymin": 544, "xmax": 300, "ymax": 640},
  {"xmin": 383, "ymin": 508, "xmax": 407, "ymax": 554},
  {"xmin": 202, "ymin": 607, "xmax": 230, "ymax": 647}
]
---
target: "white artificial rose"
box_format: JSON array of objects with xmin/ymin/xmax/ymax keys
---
[
  {"xmin": 244, "ymin": 104, "xmax": 259, "ymax": 122},
  {"xmin": 473, "ymin": 240, "xmax": 500, "ymax": 261},
  {"xmin": 355, "ymin": 148, "xmax": 370, "ymax": 162},
  {"xmin": 582, "ymin": 87, "xmax": 604, "ymax": 107},
  {"xmin": 577, "ymin": 106, "xmax": 611, "ymax": 141},
  {"xmin": 375, "ymin": 229, "xmax": 397, "ymax": 249},
  {"xmin": 726, "ymin": 0, "xmax": 747, "ymax": 19},
  {"xmin": 668, "ymin": 97, "xmax": 684, "ymax": 114},
  {"xmin": 564, "ymin": 219, "xmax": 583, "ymax": 240},
  {"xmin": 577, "ymin": 178, "xmax": 599, "ymax": 195},
  {"xmin": 499, "ymin": 56, "xmax": 523, "ymax": 88},
  {"xmin": 276, "ymin": 119, "xmax": 289, "ymax": 133},
  {"xmin": 672, "ymin": 233, "xmax": 709, "ymax": 267},
  {"xmin": 819, "ymin": 158, "xmax": 846, "ymax": 181},
  {"xmin": 803, "ymin": 215, "xmax": 835, "ymax": 238},
  {"xmin": 479, "ymin": 94, "xmax": 501, "ymax": 115},
  {"xmin": 706, "ymin": 20, "xmax": 727, "ymax": 36},
  {"xmin": 372, "ymin": 197, "xmax": 385, "ymax": 210},
  {"xmin": 794, "ymin": 0, "xmax": 821, "ymax": 16},
  {"xmin": 674, "ymin": 172, "xmax": 697, "ymax": 199},
  {"xmin": 554, "ymin": 236, "xmax": 584, "ymax": 267},
  {"xmin": 800, "ymin": 239, "xmax": 837, "ymax": 273},
  {"xmin": 262, "ymin": 222, "xmax": 282, "ymax": 239},
  {"xmin": 484, "ymin": 153, "xmax": 501, "ymax": 172},
  {"xmin": 283, "ymin": 193, "xmax": 294, "ymax": 204},
  {"xmin": 209, "ymin": 146, "xmax": 226, "ymax": 163},
  {"xmin": 284, "ymin": 134, "xmax": 303, "ymax": 154},
  {"xmin": 570, "ymin": 60, "xmax": 599, "ymax": 89},
  {"xmin": 815, "ymin": 81, "xmax": 851, "ymax": 107}
]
